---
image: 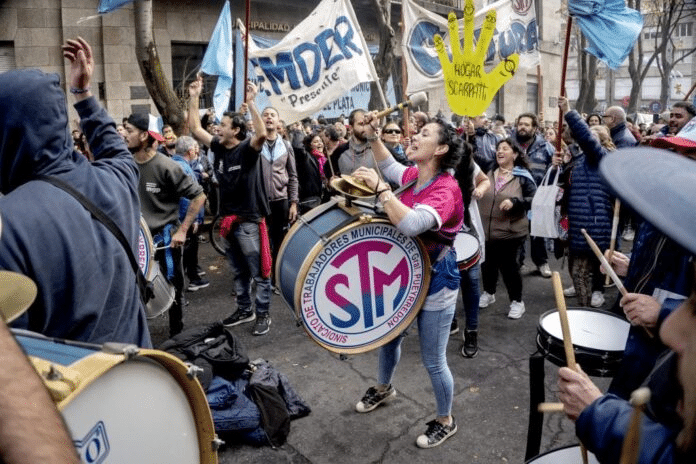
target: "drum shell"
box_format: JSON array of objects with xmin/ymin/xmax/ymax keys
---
[
  {"xmin": 453, "ymin": 231, "xmax": 481, "ymax": 271},
  {"xmin": 536, "ymin": 308, "xmax": 630, "ymax": 377},
  {"xmin": 17, "ymin": 332, "xmax": 217, "ymax": 464},
  {"xmin": 275, "ymin": 199, "xmax": 430, "ymax": 354},
  {"xmin": 525, "ymin": 445, "xmax": 599, "ymax": 463}
]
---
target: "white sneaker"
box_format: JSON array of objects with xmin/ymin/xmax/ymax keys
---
[
  {"xmin": 508, "ymin": 301, "xmax": 526, "ymax": 319},
  {"xmin": 563, "ymin": 286, "xmax": 577, "ymax": 297},
  {"xmin": 479, "ymin": 292, "xmax": 496, "ymax": 308},
  {"xmin": 590, "ymin": 291, "xmax": 605, "ymax": 308},
  {"xmin": 538, "ymin": 263, "xmax": 552, "ymax": 278}
]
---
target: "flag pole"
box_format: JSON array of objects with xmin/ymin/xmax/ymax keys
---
[
  {"xmin": 243, "ymin": 0, "xmax": 251, "ymax": 103},
  {"xmin": 555, "ymin": 16, "xmax": 573, "ymax": 154},
  {"xmin": 401, "ymin": 8, "xmax": 411, "ymax": 137},
  {"xmin": 683, "ymin": 81, "xmax": 696, "ymax": 102}
]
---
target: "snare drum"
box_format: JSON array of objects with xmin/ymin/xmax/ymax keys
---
[
  {"xmin": 537, "ymin": 308, "xmax": 630, "ymax": 377},
  {"xmin": 276, "ymin": 198, "xmax": 431, "ymax": 354},
  {"xmin": 16, "ymin": 331, "xmax": 217, "ymax": 464},
  {"xmin": 526, "ymin": 445, "xmax": 599, "ymax": 463},
  {"xmin": 138, "ymin": 217, "xmax": 175, "ymax": 319},
  {"xmin": 453, "ymin": 231, "xmax": 480, "ymax": 271}
]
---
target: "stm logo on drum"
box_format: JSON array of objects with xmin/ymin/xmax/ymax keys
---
[
  {"xmin": 73, "ymin": 421, "xmax": 110, "ymax": 464},
  {"xmin": 299, "ymin": 222, "xmax": 429, "ymax": 353}
]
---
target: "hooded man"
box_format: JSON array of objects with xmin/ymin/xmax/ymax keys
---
[{"xmin": 0, "ymin": 38, "xmax": 151, "ymax": 347}]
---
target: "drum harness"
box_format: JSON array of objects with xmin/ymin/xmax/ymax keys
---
[{"xmin": 35, "ymin": 175, "xmax": 154, "ymax": 305}]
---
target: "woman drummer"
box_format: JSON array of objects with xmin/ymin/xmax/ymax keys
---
[{"xmin": 352, "ymin": 116, "xmax": 464, "ymax": 449}]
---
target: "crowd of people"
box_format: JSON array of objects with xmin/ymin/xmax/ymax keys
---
[{"xmin": 1, "ymin": 34, "xmax": 696, "ymax": 462}]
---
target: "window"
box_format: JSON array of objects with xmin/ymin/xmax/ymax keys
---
[
  {"xmin": 171, "ymin": 42, "xmax": 218, "ymax": 109},
  {"xmin": 0, "ymin": 42, "xmax": 16, "ymax": 73},
  {"xmin": 675, "ymin": 22, "xmax": 693, "ymax": 37},
  {"xmin": 526, "ymin": 82, "xmax": 538, "ymax": 115},
  {"xmin": 643, "ymin": 27, "xmax": 657, "ymax": 40}
]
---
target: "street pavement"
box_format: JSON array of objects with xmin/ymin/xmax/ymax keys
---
[{"xmin": 148, "ymin": 237, "xmax": 621, "ymax": 464}]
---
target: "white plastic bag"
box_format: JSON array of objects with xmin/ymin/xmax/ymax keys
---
[{"xmin": 530, "ymin": 167, "xmax": 561, "ymax": 238}]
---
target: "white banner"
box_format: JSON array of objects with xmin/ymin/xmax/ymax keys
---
[
  {"xmin": 248, "ymin": 0, "xmax": 379, "ymax": 123},
  {"xmin": 402, "ymin": 0, "xmax": 541, "ymax": 94}
]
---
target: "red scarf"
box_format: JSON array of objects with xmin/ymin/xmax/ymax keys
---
[
  {"xmin": 220, "ymin": 216, "xmax": 272, "ymax": 278},
  {"xmin": 311, "ymin": 149, "xmax": 327, "ymax": 179}
]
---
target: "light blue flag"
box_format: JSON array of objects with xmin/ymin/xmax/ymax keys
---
[
  {"xmin": 201, "ymin": 1, "xmax": 233, "ymax": 78},
  {"xmin": 212, "ymin": 76, "xmax": 234, "ymax": 122},
  {"xmin": 98, "ymin": 0, "xmax": 134, "ymax": 14},
  {"xmin": 569, "ymin": 0, "xmax": 644, "ymax": 69}
]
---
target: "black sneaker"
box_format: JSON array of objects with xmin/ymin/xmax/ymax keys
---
[
  {"xmin": 222, "ymin": 310, "xmax": 255, "ymax": 327},
  {"xmin": 187, "ymin": 278, "xmax": 210, "ymax": 292},
  {"xmin": 449, "ymin": 318, "xmax": 459, "ymax": 336},
  {"xmin": 416, "ymin": 417, "xmax": 458, "ymax": 448},
  {"xmin": 197, "ymin": 267, "xmax": 206, "ymax": 277},
  {"xmin": 461, "ymin": 330, "xmax": 479, "ymax": 358},
  {"xmin": 355, "ymin": 385, "xmax": 396, "ymax": 413},
  {"xmin": 252, "ymin": 315, "xmax": 271, "ymax": 335}
]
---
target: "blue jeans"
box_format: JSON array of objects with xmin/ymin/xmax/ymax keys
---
[
  {"xmin": 224, "ymin": 221, "xmax": 271, "ymax": 316},
  {"xmin": 378, "ymin": 304, "xmax": 455, "ymax": 417},
  {"xmin": 459, "ymin": 262, "xmax": 481, "ymax": 331}
]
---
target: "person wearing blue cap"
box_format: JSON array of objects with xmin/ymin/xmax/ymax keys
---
[{"xmin": 557, "ymin": 147, "xmax": 696, "ymax": 464}]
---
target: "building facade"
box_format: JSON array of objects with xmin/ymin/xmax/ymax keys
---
[{"xmin": 0, "ymin": 0, "xmax": 567, "ymax": 127}]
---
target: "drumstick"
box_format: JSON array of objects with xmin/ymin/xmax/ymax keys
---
[
  {"xmin": 605, "ymin": 199, "xmax": 621, "ymax": 287},
  {"xmin": 581, "ymin": 229, "xmax": 627, "ymax": 297},
  {"xmin": 537, "ymin": 402, "xmax": 565, "ymax": 413},
  {"xmin": 552, "ymin": 271, "xmax": 588, "ymax": 464},
  {"xmin": 619, "ymin": 387, "xmax": 651, "ymax": 464}
]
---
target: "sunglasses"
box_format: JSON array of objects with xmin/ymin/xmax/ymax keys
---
[{"xmin": 383, "ymin": 129, "xmax": 401, "ymax": 134}]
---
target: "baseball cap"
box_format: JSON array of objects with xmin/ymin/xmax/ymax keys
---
[
  {"xmin": 599, "ymin": 147, "xmax": 696, "ymax": 255},
  {"xmin": 126, "ymin": 113, "xmax": 164, "ymax": 142},
  {"xmin": 650, "ymin": 116, "xmax": 696, "ymax": 152}
]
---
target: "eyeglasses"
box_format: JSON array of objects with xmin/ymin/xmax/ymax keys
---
[{"xmin": 383, "ymin": 129, "xmax": 401, "ymax": 134}]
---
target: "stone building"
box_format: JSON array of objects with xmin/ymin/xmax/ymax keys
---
[{"xmin": 0, "ymin": 0, "xmax": 565, "ymax": 127}]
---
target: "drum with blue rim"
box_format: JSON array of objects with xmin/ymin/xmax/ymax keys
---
[{"xmin": 276, "ymin": 198, "xmax": 431, "ymax": 354}]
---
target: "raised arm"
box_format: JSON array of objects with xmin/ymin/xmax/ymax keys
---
[
  {"xmin": 245, "ymin": 81, "xmax": 267, "ymax": 151},
  {"xmin": 188, "ymin": 76, "xmax": 214, "ymax": 148}
]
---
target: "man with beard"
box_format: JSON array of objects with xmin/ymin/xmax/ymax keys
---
[
  {"xmin": 668, "ymin": 102, "xmax": 696, "ymax": 136},
  {"xmin": 512, "ymin": 112, "xmax": 554, "ymax": 278},
  {"xmin": 557, "ymin": 148, "xmax": 696, "ymax": 464},
  {"xmin": 124, "ymin": 112, "xmax": 205, "ymax": 337},
  {"xmin": 0, "ymin": 37, "xmax": 151, "ymax": 347},
  {"xmin": 259, "ymin": 106, "xmax": 298, "ymax": 273},
  {"xmin": 330, "ymin": 109, "xmax": 380, "ymax": 176}
]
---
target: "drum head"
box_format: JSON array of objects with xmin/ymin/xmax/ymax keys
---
[
  {"xmin": 539, "ymin": 309, "xmax": 629, "ymax": 352},
  {"xmin": 283, "ymin": 202, "xmax": 431, "ymax": 354},
  {"xmin": 526, "ymin": 445, "xmax": 599, "ymax": 463},
  {"xmin": 454, "ymin": 232, "xmax": 479, "ymax": 262}
]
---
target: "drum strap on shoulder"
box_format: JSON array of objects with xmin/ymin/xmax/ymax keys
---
[{"xmin": 35, "ymin": 175, "xmax": 154, "ymax": 305}]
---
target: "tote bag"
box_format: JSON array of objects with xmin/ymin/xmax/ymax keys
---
[{"xmin": 531, "ymin": 167, "xmax": 562, "ymax": 238}]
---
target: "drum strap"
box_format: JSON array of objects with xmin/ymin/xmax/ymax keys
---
[{"xmin": 35, "ymin": 176, "xmax": 154, "ymax": 305}]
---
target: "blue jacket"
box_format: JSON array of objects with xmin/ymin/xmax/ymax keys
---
[
  {"xmin": 472, "ymin": 127, "xmax": 502, "ymax": 173},
  {"xmin": 0, "ymin": 70, "xmax": 151, "ymax": 347},
  {"xmin": 513, "ymin": 132, "xmax": 554, "ymax": 185},
  {"xmin": 576, "ymin": 395, "xmax": 677, "ymax": 464},
  {"xmin": 564, "ymin": 111, "xmax": 613, "ymax": 253},
  {"xmin": 610, "ymin": 122, "xmax": 638, "ymax": 149},
  {"xmin": 608, "ymin": 222, "xmax": 694, "ymax": 399},
  {"xmin": 172, "ymin": 155, "xmax": 204, "ymax": 225}
]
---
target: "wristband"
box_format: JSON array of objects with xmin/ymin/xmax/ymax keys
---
[{"xmin": 70, "ymin": 86, "xmax": 90, "ymax": 94}]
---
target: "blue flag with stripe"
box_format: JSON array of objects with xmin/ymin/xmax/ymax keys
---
[
  {"xmin": 201, "ymin": 1, "xmax": 233, "ymax": 78},
  {"xmin": 569, "ymin": 0, "xmax": 644, "ymax": 69}
]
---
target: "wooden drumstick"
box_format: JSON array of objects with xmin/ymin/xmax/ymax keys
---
[
  {"xmin": 605, "ymin": 199, "xmax": 621, "ymax": 287},
  {"xmin": 619, "ymin": 387, "xmax": 651, "ymax": 464},
  {"xmin": 537, "ymin": 402, "xmax": 565, "ymax": 413},
  {"xmin": 552, "ymin": 271, "xmax": 589, "ymax": 464},
  {"xmin": 581, "ymin": 229, "xmax": 627, "ymax": 297}
]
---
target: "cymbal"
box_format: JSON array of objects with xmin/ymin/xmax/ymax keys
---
[{"xmin": 0, "ymin": 271, "xmax": 37, "ymax": 323}]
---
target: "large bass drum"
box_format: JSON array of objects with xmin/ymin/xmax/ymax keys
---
[
  {"xmin": 138, "ymin": 216, "xmax": 175, "ymax": 318},
  {"xmin": 276, "ymin": 198, "xmax": 431, "ymax": 354},
  {"xmin": 16, "ymin": 330, "xmax": 218, "ymax": 463},
  {"xmin": 526, "ymin": 445, "xmax": 599, "ymax": 463}
]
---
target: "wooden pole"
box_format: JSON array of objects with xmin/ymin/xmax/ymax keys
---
[
  {"xmin": 400, "ymin": 12, "xmax": 411, "ymax": 138},
  {"xmin": 243, "ymin": 0, "xmax": 251, "ymax": 103},
  {"xmin": 555, "ymin": 17, "xmax": 574, "ymax": 154},
  {"xmin": 605, "ymin": 199, "xmax": 621, "ymax": 287},
  {"xmin": 683, "ymin": 81, "xmax": 696, "ymax": 101}
]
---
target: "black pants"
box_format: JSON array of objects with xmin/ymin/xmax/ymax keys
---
[
  {"xmin": 183, "ymin": 226, "xmax": 200, "ymax": 281},
  {"xmin": 482, "ymin": 237, "xmax": 525, "ymax": 302},
  {"xmin": 267, "ymin": 198, "xmax": 289, "ymax": 263},
  {"xmin": 156, "ymin": 245, "xmax": 184, "ymax": 336}
]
